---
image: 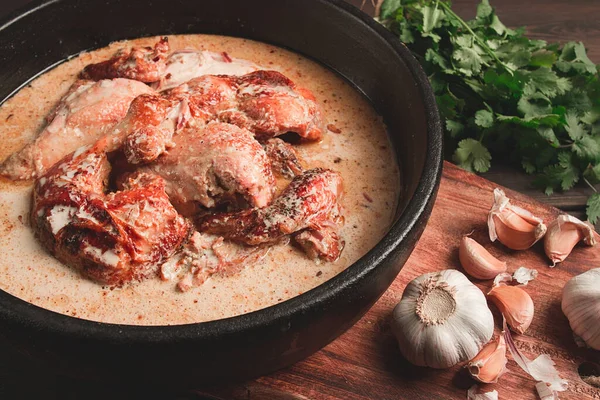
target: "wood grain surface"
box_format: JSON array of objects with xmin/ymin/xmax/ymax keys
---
[{"xmin": 3, "ymin": 162, "xmax": 600, "ymax": 399}]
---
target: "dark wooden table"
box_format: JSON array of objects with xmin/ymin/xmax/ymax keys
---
[{"xmin": 2, "ymin": 0, "xmax": 600, "ymax": 219}]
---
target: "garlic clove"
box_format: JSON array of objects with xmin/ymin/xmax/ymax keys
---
[
  {"xmin": 467, "ymin": 334, "xmax": 508, "ymax": 383},
  {"xmin": 459, "ymin": 236, "xmax": 507, "ymax": 280},
  {"xmin": 544, "ymin": 214, "xmax": 596, "ymax": 267},
  {"xmin": 488, "ymin": 284, "xmax": 534, "ymax": 334},
  {"xmin": 488, "ymin": 188, "xmax": 547, "ymax": 250},
  {"xmin": 562, "ymin": 268, "xmax": 600, "ymax": 350},
  {"xmin": 391, "ymin": 270, "xmax": 494, "ymax": 369}
]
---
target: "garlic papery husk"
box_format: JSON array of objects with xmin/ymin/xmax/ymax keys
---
[
  {"xmin": 391, "ymin": 270, "xmax": 494, "ymax": 369},
  {"xmin": 544, "ymin": 214, "xmax": 596, "ymax": 267},
  {"xmin": 488, "ymin": 188, "xmax": 547, "ymax": 250},
  {"xmin": 562, "ymin": 268, "xmax": 600, "ymax": 350},
  {"xmin": 467, "ymin": 385, "xmax": 498, "ymax": 400},
  {"xmin": 504, "ymin": 322, "xmax": 568, "ymax": 396},
  {"xmin": 459, "ymin": 236, "xmax": 507, "ymax": 280},
  {"xmin": 488, "ymin": 283, "xmax": 534, "ymax": 334},
  {"xmin": 513, "ymin": 266, "xmax": 538, "ymax": 285},
  {"xmin": 467, "ymin": 334, "xmax": 508, "ymax": 383}
]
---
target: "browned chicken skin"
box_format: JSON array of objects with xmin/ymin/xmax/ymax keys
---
[
  {"xmin": 139, "ymin": 121, "xmax": 275, "ymax": 215},
  {"xmin": 81, "ymin": 37, "xmax": 170, "ymax": 83},
  {"xmin": 121, "ymin": 71, "xmax": 324, "ymax": 165},
  {"xmin": 31, "ymin": 140, "xmax": 191, "ymax": 286},
  {"xmin": 199, "ymin": 168, "xmax": 344, "ymax": 261},
  {"xmin": 0, "ymin": 78, "xmax": 153, "ymax": 180}
]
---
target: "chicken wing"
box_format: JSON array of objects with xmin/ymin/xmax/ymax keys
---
[
  {"xmin": 81, "ymin": 37, "xmax": 259, "ymax": 89},
  {"xmin": 198, "ymin": 168, "xmax": 344, "ymax": 261},
  {"xmin": 31, "ymin": 141, "xmax": 191, "ymax": 286},
  {"xmin": 81, "ymin": 37, "xmax": 170, "ymax": 83},
  {"xmin": 0, "ymin": 78, "xmax": 153, "ymax": 180}
]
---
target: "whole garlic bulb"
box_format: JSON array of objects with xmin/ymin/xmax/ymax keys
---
[
  {"xmin": 392, "ymin": 270, "xmax": 494, "ymax": 368},
  {"xmin": 562, "ymin": 268, "xmax": 600, "ymax": 350}
]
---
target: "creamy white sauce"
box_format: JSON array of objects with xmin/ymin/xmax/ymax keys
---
[
  {"xmin": 47, "ymin": 206, "xmax": 76, "ymax": 234},
  {"xmin": 156, "ymin": 50, "xmax": 259, "ymax": 91},
  {"xmin": 0, "ymin": 34, "xmax": 400, "ymax": 325}
]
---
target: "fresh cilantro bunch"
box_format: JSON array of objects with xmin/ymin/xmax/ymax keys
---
[{"xmin": 378, "ymin": 0, "xmax": 600, "ymax": 222}]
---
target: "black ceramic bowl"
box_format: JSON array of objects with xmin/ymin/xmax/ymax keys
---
[{"xmin": 0, "ymin": 0, "xmax": 442, "ymax": 385}]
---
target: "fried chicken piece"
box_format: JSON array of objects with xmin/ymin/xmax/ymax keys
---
[
  {"xmin": 81, "ymin": 37, "xmax": 170, "ymax": 83},
  {"xmin": 222, "ymin": 71, "xmax": 324, "ymax": 141},
  {"xmin": 0, "ymin": 79, "xmax": 153, "ymax": 180},
  {"xmin": 118, "ymin": 93, "xmax": 191, "ymax": 163},
  {"xmin": 122, "ymin": 71, "xmax": 324, "ymax": 165},
  {"xmin": 139, "ymin": 122, "xmax": 275, "ymax": 215},
  {"xmin": 198, "ymin": 168, "xmax": 344, "ymax": 261},
  {"xmin": 264, "ymin": 138, "xmax": 303, "ymax": 178},
  {"xmin": 31, "ymin": 141, "xmax": 191, "ymax": 286}
]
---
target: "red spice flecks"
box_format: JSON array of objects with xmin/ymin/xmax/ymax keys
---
[
  {"xmin": 221, "ymin": 52, "xmax": 233, "ymax": 63},
  {"xmin": 327, "ymin": 124, "xmax": 342, "ymax": 134},
  {"xmin": 363, "ymin": 192, "xmax": 373, "ymax": 203}
]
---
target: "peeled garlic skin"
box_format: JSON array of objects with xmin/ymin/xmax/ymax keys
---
[
  {"xmin": 544, "ymin": 214, "xmax": 596, "ymax": 266},
  {"xmin": 391, "ymin": 270, "xmax": 494, "ymax": 369},
  {"xmin": 562, "ymin": 268, "xmax": 600, "ymax": 350},
  {"xmin": 459, "ymin": 236, "xmax": 507, "ymax": 280},
  {"xmin": 488, "ymin": 285, "xmax": 534, "ymax": 334}
]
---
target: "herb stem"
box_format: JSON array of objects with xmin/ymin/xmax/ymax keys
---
[
  {"xmin": 584, "ymin": 177, "xmax": 598, "ymax": 193},
  {"xmin": 436, "ymin": 0, "xmax": 513, "ymax": 73}
]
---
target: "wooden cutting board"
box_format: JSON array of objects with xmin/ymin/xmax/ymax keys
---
[
  {"xmin": 2, "ymin": 162, "xmax": 600, "ymax": 399},
  {"xmin": 195, "ymin": 162, "xmax": 600, "ymax": 400}
]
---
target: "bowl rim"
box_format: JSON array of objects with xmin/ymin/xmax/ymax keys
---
[{"xmin": 0, "ymin": 0, "xmax": 443, "ymax": 341}]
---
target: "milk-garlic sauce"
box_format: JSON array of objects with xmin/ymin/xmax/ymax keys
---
[{"xmin": 0, "ymin": 34, "xmax": 400, "ymax": 325}]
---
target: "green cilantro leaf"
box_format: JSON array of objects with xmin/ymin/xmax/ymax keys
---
[
  {"xmin": 573, "ymin": 135, "xmax": 600, "ymax": 162},
  {"xmin": 529, "ymin": 50, "xmax": 557, "ymax": 67},
  {"xmin": 425, "ymin": 48, "xmax": 451, "ymax": 71},
  {"xmin": 379, "ymin": 0, "xmax": 600, "ymax": 221},
  {"xmin": 453, "ymin": 138, "xmax": 492, "ymax": 172},
  {"xmin": 446, "ymin": 120, "xmax": 465, "ymax": 137},
  {"xmin": 518, "ymin": 92, "xmax": 552, "ymax": 118},
  {"xmin": 565, "ymin": 112, "xmax": 586, "ymax": 140},
  {"xmin": 453, "ymin": 47, "xmax": 483, "ymax": 76},
  {"xmin": 587, "ymin": 193, "xmax": 600, "ymax": 224},
  {"xmin": 474, "ymin": 109, "xmax": 494, "ymax": 128},
  {"xmin": 379, "ymin": 0, "xmax": 403, "ymax": 20},
  {"xmin": 524, "ymin": 67, "xmax": 572, "ymax": 98},
  {"xmin": 557, "ymin": 42, "xmax": 597, "ymax": 74},
  {"xmin": 537, "ymin": 152, "xmax": 580, "ymax": 193},
  {"xmin": 475, "ymin": 0, "xmax": 493, "ymax": 21}
]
